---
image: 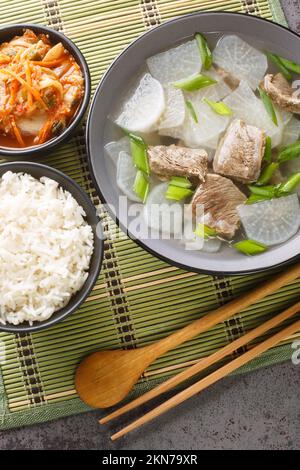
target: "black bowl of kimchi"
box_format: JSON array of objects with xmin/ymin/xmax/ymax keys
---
[{"xmin": 0, "ymin": 24, "xmax": 91, "ymax": 158}]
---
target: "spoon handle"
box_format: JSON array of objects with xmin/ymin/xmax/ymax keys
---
[{"xmin": 148, "ymin": 262, "xmax": 300, "ymax": 358}]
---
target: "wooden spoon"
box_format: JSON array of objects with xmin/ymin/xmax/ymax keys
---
[{"xmin": 75, "ymin": 262, "xmax": 300, "ymax": 408}]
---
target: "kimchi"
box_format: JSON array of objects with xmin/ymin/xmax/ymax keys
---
[{"xmin": 0, "ymin": 29, "xmax": 84, "ymax": 147}]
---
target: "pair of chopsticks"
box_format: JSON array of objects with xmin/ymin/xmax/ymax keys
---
[{"xmin": 100, "ymin": 300, "xmax": 300, "ymax": 441}]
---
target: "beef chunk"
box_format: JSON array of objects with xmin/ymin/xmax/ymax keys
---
[
  {"xmin": 213, "ymin": 119, "xmax": 266, "ymax": 183},
  {"xmin": 191, "ymin": 173, "xmax": 246, "ymax": 239},
  {"xmin": 261, "ymin": 73, "xmax": 300, "ymax": 114},
  {"xmin": 148, "ymin": 144, "xmax": 208, "ymax": 181}
]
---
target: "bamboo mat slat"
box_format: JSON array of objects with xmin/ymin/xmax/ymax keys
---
[{"xmin": 0, "ymin": 0, "xmax": 298, "ymax": 430}]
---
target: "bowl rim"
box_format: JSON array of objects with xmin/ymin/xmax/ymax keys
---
[
  {"xmin": 0, "ymin": 161, "xmax": 103, "ymax": 333},
  {"xmin": 0, "ymin": 23, "xmax": 91, "ymax": 157},
  {"xmin": 86, "ymin": 11, "xmax": 300, "ymax": 276}
]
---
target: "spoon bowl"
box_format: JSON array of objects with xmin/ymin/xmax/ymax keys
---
[{"xmin": 75, "ymin": 347, "xmax": 156, "ymax": 408}]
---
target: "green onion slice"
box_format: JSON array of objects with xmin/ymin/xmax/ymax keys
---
[
  {"xmin": 233, "ymin": 239, "xmax": 267, "ymax": 256},
  {"xmin": 128, "ymin": 134, "xmax": 149, "ymax": 176},
  {"xmin": 203, "ymin": 98, "xmax": 232, "ymax": 116},
  {"xmin": 256, "ymin": 162, "xmax": 279, "ymax": 186},
  {"xmin": 169, "ymin": 176, "xmax": 192, "ymax": 189},
  {"xmin": 194, "ymin": 223, "xmax": 218, "ymax": 239},
  {"xmin": 185, "ymin": 99, "xmax": 198, "ymax": 123},
  {"xmin": 277, "ymin": 140, "xmax": 300, "ymax": 163},
  {"xmin": 195, "ymin": 32, "xmax": 212, "ymax": 70},
  {"xmin": 133, "ymin": 170, "xmax": 149, "ymax": 203},
  {"xmin": 246, "ymin": 184, "xmax": 277, "ymax": 204},
  {"xmin": 248, "ymin": 184, "xmax": 277, "ymax": 197},
  {"xmin": 277, "ymin": 56, "xmax": 300, "ymax": 75},
  {"xmin": 266, "ymin": 52, "xmax": 292, "ymax": 81},
  {"xmin": 122, "ymin": 128, "xmax": 143, "ymax": 143},
  {"xmin": 263, "ymin": 136, "xmax": 272, "ymax": 164},
  {"xmin": 277, "ymin": 172, "xmax": 300, "ymax": 195},
  {"xmin": 173, "ymin": 73, "xmax": 217, "ymax": 92},
  {"xmin": 246, "ymin": 194, "xmax": 272, "ymax": 204},
  {"xmin": 247, "ymin": 173, "xmax": 300, "ymax": 202},
  {"xmin": 165, "ymin": 185, "xmax": 194, "ymax": 201},
  {"xmin": 258, "ymin": 86, "xmax": 278, "ymax": 126},
  {"xmin": 122, "ymin": 129, "xmax": 150, "ymax": 174}
]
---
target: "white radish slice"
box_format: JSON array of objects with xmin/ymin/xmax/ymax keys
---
[
  {"xmin": 147, "ymin": 40, "xmax": 201, "ymax": 84},
  {"xmin": 158, "ymin": 85, "xmax": 185, "ymax": 130},
  {"xmin": 237, "ymin": 194, "xmax": 300, "ymax": 246},
  {"xmin": 196, "ymin": 133, "xmax": 222, "ymax": 151},
  {"xmin": 159, "ymin": 101, "xmax": 229, "ymax": 149},
  {"xmin": 159, "ymin": 68, "xmax": 230, "ymax": 145},
  {"xmin": 223, "ymin": 81, "xmax": 283, "ymax": 148},
  {"xmin": 158, "ymin": 121, "xmax": 185, "ymax": 140},
  {"xmin": 117, "ymin": 151, "xmax": 141, "ymax": 202},
  {"xmin": 160, "ymin": 102, "xmax": 231, "ymax": 147},
  {"xmin": 104, "ymin": 137, "xmax": 130, "ymax": 166},
  {"xmin": 267, "ymin": 108, "xmax": 287, "ymax": 149},
  {"xmin": 183, "ymin": 101, "xmax": 230, "ymax": 148},
  {"xmin": 143, "ymin": 183, "xmax": 183, "ymax": 236},
  {"xmin": 202, "ymin": 238, "xmax": 222, "ymax": 252},
  {"xmin": 115, "ymin": 73, "xmax": 165, "ymax": 132},
  {"xmin": 185, "ymin": 67, "xmax": 231, "ymax": 104},
  {"xmin": 17, "ymin": 112, "xmax": 47, "ymax": 136},
  {"xmin": 185, "ymin": 237, "xmax": 222, "ymax": 252},
  {"xmin": 282, "ymin": 116, "xmax": 300, "ymax": 147},
  {"xmin": 213, "ymin": 35, "xmax": 268, "ymax": 90},
  {"xmin": 282, "ymin": 110, "xmax": 293, "ymax": 126}
]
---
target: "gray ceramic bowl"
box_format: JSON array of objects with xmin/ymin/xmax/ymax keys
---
[
  {"xmin": 86, "ymin": 12, "xmax": 300, "ymax": 275},
  {"xmin": 0, "ymin": 24, "xmax": 91, "ymax": 159},
  {"xmin": 0, "ymin": 162, "xmax": 103, "ymax": 333}
]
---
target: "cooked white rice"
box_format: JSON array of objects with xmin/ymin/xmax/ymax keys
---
[{"xmin": 0, "ymin": 171, "xmax": 94, "ymax": 325}]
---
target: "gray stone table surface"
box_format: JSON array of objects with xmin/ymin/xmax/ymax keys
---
[{"xmin": 1, "ymin": 0, "xmax": 300, "ymax": 451}]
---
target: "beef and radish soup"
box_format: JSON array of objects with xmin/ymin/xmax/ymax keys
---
[{"xmin": 105, "ymin": 33, "xmax": 300, "ymax": 257}]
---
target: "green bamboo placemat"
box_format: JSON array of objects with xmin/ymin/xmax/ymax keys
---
[{"xmin": 0, "ymin": 0, "xmax": 299, "ymax": 431}]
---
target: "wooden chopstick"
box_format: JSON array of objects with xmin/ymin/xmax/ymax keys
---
[
  {"xmin": 100, "ymin": 300, "xmax": 300, "ymax": 425},
  {"xmin": 110, "ymin": 316, "xmax": 300, "ymax": 441}
]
